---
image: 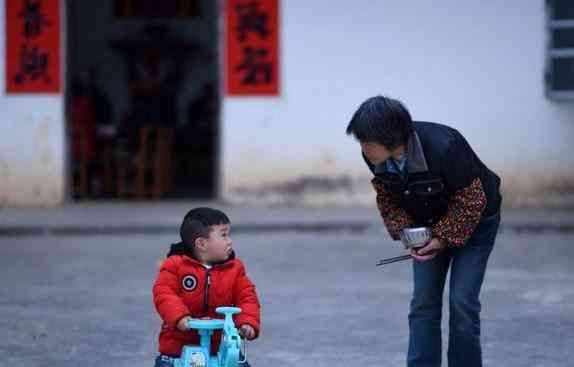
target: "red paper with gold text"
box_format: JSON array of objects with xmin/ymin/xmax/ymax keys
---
[
  {"xmin": 6, "ymin": 0, "xmax": 61, "ymax": 93},
  {"xmin": 226, "ymin": 0, "xmax": 279, "ymax": 96}
]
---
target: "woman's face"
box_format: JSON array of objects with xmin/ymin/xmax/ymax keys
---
[{"xmin": 360, "ymin": 141, "xmax": 393, "ymax": 165}]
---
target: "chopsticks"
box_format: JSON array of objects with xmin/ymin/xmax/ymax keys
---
[{"xmin": 376, "ymin": 254, "xmax": 412, "ymax": 266}]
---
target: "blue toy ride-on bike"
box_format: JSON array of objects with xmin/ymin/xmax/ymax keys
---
[{"xmin": 172, "ymin": 307, "xmax": 246, "ymax": 367}]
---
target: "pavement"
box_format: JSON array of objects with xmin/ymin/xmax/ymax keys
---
[
  {"xmin": 1, "ymin": 201, "xmax": 574, "ymax": 237},
  {"xmin": 1, "ymin": 202, "xmax": 573, "ymax": 367}
]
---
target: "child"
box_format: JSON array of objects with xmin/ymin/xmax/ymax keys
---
[{"xmin": 152, "ymin": 207, "xmax": 261, "ymax": 367}]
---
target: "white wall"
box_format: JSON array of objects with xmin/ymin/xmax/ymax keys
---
[
  {"xmin": 0, "ymin": 0, "xmax": 65, "ymax": 207},
  {"xmin": 222, "ymin": 0, "xmax": 574, "ymax": 206},
  {"xmin": 1, "ymin": 0, "xmax": 573, "ymax": 207}
]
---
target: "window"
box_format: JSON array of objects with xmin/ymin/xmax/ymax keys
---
[{"xmin": 546, "ymin": 1, "xmax": 574, "ymax": 100}]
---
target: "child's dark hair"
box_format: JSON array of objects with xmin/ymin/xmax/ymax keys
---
[
  {"xmin": 346, "ymin": 95, "xmax": 414, "ymax": 149},
  {"xmin": 180, "ymin": 207, "xmax": 230, "ymax": 247}
]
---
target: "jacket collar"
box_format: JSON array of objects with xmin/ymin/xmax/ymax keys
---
[
  {"xmin": 405, "ymin": 131, "xmax": 429, "ymax": 173},
  {"xmin": 373, "ymin": 131, "xmax": 429, "ymax": 175},
  {"xmin": 167, "ymin": 242, "xmax": 236, "ymax": 267}
]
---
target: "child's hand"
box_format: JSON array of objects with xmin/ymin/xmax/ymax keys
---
[
  {"xmin": 177, "ymin": 316, "xmax": 193, "ymax": 332},
  {"xmin": 238, "ymin": 324, "xmax": 256, "ymax": 340}
]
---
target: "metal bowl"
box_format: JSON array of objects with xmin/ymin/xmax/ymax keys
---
[{"xmin": 399, "ymin": 227, "xmax": 432, "ymax": 249}]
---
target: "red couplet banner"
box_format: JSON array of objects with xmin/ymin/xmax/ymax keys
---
[
  {"xmin": 5, "ymin": 0, "xmax": 61, "ymax": 93},
  {"xmin": 225, "ymin": 0, "xmax": 279, "ymax": 96}
]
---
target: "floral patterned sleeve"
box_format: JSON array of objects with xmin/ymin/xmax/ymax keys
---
[
  {"xmin": 432, "ymin": 178, "xmax": 487, "ymax": 247},
  {"xmin": 372, "ymin": 180, "xmax": 413, "ymax": 240}
]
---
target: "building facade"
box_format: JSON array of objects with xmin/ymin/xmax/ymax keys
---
[{"xmin": 1, "ymin": 0, "xmax": 573, "ymax": 207}]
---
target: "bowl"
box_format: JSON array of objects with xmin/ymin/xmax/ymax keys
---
[{"xmin": 399, "ymin": 227, "xmax": 432, "ymax": 249}]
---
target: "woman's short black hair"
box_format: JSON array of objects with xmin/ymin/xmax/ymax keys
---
[
  {"xmin": 346, "ymin": 95, "xmax": 414, "ymax": 149},
  {"xmin": 180, "ymin": 207, "xmax": 230, "ymax": 247}
]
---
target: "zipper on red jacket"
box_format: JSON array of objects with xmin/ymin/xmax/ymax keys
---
[{"xmin": 203, "ymin": 268, "xmax": 211, "ymax": 314}]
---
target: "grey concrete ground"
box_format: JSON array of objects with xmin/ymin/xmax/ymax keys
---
[
  {"xmin": 2, "ymin": 202, "xmax": 574, "ymax": 233},
  {"xmin": 1, "ymin": 205, "xmax": 573, "ymax": 366}
]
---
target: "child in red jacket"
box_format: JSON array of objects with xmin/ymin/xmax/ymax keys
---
[{"xmin": 152, "ymin": 207, "xmax": 261, "ymax": 367}]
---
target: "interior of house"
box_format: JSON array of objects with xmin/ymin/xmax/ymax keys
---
[{"xmin": 66, "ymin": 0, "xmax": 220, "ymax": 200}]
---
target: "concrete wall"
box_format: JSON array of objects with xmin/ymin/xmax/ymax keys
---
[
  {"xmin": 0, "ymin": 1, "xmax": 66, "ymax": 207},
  {"xmin": 2, "ymin": 0, "xmax": 573, "ymax": 207},
  {"xmin": 222, "ymin": 0, "xmax": 574, "ymax": 206}
]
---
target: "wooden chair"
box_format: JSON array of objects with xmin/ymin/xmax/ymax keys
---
[
  {"xmin": 70, "ymin": 123, "xmax": 97, "ymax": 198},
  {"xmin": 71, "ymin": 132, "xmax": 89, "ymax": 198},
  {"xmin": 117, "ymin": 125, "xmax": 173, "ymax": 199}
]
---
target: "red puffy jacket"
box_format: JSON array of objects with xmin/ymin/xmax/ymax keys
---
[{"xmin": 153, "ymin": 253, "xmax": 261, "ymax": 357}]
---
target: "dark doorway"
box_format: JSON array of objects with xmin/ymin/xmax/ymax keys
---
[{"xmin": 66, "ymin": 0, "xmax": 220, "ymax": 200}]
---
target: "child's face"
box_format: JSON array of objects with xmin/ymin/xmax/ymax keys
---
[{"xmin": 201, "ymin": 224, "xmax": 233, "ymax": 263}]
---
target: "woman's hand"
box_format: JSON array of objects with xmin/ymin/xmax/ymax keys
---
[{"xmin": 410, "ymin": 238, "xmax": 446, "ymax": 261}]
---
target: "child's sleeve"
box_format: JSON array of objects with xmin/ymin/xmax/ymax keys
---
[
  {"xmin": 232, "ymin": 261, "xmax": 261, "ymax": 338},
  {"xmin": 153, "ymin": 257, "xmax": 190, "ymax": 328}
]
